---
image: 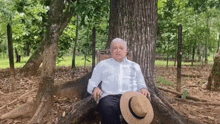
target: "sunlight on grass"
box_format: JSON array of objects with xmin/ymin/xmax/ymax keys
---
[
  {"xmin": 0, "ymin": 55, "xmax": 93, "ymax": 69},
  {"xmin": 0, "ymin": 55, "xmax": 215, "ymax": 69},
  {"xmin": 155, "ymin": 56, "xmax": 214, "ymax": 66},
  {"xmin": 0, "ymin": 57, "xmax": 30, "ymax": 69},
  {"xmin": 56, "ymin": 56, "xmax": 92, "ymax": 67}
]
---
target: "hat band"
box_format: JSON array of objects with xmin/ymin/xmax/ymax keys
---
[{"xmin": 128, "ymin": 97, "xmax": 145, "ymax": 119}]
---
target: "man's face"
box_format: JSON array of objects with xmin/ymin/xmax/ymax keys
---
[{"xmin": 111, "ymin": 41, "xmax": 128, "ymax": 63}]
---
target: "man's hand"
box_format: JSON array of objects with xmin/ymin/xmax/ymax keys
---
[
  {"xmin": 140, "ymin": 88, "xmax": 151, "ymax": 100},
  {"xmin": 92, "ymin": 87, "xmax": 103, "ymax": 101}
]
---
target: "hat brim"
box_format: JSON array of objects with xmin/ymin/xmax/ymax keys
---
[{"xmin": 120, "ymin": 91, "xmax": 154, "ymax": 124}]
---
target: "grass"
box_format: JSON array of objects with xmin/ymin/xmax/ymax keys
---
[
  {"xmin": 0, "ymin": 55, "xmax": 92, "ymax": 69},
  {"xmin": 157, "ymin": 76, "xmax": 174, "ymax": 86},
  {"xmin": 155, "ymin": 55, "xmax": 214, "ymax": 66},
  {"xmin": 0, "ymin": 55, "xmax": 215, "ymax": 69}
]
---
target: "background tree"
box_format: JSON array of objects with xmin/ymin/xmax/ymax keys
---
[
  {"xmin": 207, "ymin": 51, "xmax": 220, "ymax": 90},
  {"xmin": 0, "ymin": 0, "xmax": 17, "ymax": 92},
  {"xmin": 26, "ymin": 0, "xmax": 76, "ymax": 123}
]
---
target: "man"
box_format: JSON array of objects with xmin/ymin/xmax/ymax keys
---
[{"xmin": 87, "ymin": 38, "xmax": 150, "ymax": 124}]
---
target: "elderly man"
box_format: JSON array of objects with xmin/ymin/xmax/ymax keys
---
[{"xmin": 87, "ymin": 38, "xmax": 150, "ymax": 124}]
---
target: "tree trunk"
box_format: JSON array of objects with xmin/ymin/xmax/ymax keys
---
[
  {"xmin": 217, "ymin": 34, "xmax": 220, "ymax": 53},
  {"xmin": 177, "ymin": 25, "xmax": 182, "ymax": 92},
  {"xmin": 7, "ymin": 24, "xmax": 16, "ymax": 92},
  {"xmin": 107, "ymin": 0, "xmax": 192, "ymax": 123},
  {"xmin": 191, "ymin": 45, "xmax": 195, "ymax": 66},
  {"xmin": 20, "ymin": 39, "xmax": 45, "ymax": 76},
  {"xmin": 106, "ymin": 0, "xmax": 120, "ymax": 48},
  {"xmin": 166, "ymin": 36, "xmax": 170, "ymax": 67},
  {"xmin": 92, "ymin": 27, "xmax": 96, "ymax": 70},
  {"xmin": 72, "ymin": 14, "xmax": 79, "ymax": 69},
  {"xmin": 207, "ymin": 52, "xmax": 220, "ymax": 90},
  {"xmin": 28, "ymin": 0, "xmax": 76, "ymax": 123},
  {"xmin": 21, "ymin": 2, "xmax": 75, "ymax": 77},
  {"xmin": 26, "ymin": 42, "xmax": 31, "ymax": 56},
  {"xmin": 205, "ymin": 16, "xmax": 209, "ymax": 64},
  {"xmin": 15, "ymin": 48, "xmax": 21, "ymax": 63}
]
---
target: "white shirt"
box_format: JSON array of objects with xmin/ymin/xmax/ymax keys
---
[{"xmin": 87, "ymin": 58, "xmax": 147, "ymax": 98}]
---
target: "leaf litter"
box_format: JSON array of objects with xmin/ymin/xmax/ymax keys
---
[{"xmin": 0, "ymin": 65, "xmax": 219, "ymax": 124}]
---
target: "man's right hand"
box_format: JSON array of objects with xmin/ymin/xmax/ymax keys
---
[{"xmin": 92, "ymin": 87, "xmax": 103, "ymax": 101}]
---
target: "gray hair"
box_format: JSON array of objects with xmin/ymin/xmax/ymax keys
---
[{"xmin": 110, "ymin": 38, "xmax": 127, "ymax": 51}]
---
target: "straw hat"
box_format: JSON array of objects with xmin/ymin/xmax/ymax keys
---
[{"xmin": 120, "ymin": 91, "xmax": 154, "ymax": 124}]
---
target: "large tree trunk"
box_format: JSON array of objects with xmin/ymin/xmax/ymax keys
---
[
  {"xmin": 7, "ymin": 24, "xmax": 16, "ymax": 92},
  {"xmin": 56, "ymin": 0, "xmax": 194, "ymax": 123},
  {"xmin": 21, "ymin": 2, "xmax": 74, "ymax": 77},
  {"xmin": 107, "ymin": 0, "xmax": 192, "ymax": 123}
]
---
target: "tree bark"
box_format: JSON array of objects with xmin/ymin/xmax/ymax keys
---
[
  {"xmin": 207, "ymin": 51, "xmax": 220, "ymax": 90},
  {"xmin": 92, "ymin": 27, "xmax": 96, "ymax": 70},
  {"xmin": 26, "ymin": 42, "xmax": 31, "ymax": 56},
  {"xmin": 72, "ymin": 14, "xmax": 79, "ymax": 69},
  {"xmin": 177, "ymin": 25, "xmax": 182, "ymax": 92},
  {"xmin": 28, "ymin": 0, "xmax": 76, "ymax": 123},
  {"xmin": 21, "ymin": 1, "xmax": 75, "ymax": 76},
  {"xmin": 15, "ymin": 48, "xmax": 21, "ymax": 63},
  {"xmin": 107, "ymin": 0, "xmax": 192, "ymax": 123},
  {"xmin": 7, "ymin": 24, "xmax": 16, "ymax": 92}
]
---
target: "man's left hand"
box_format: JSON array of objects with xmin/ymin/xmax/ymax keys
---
[{"xmin": 140, "ymin": 88, "xmax": 150, "ymax": 100}]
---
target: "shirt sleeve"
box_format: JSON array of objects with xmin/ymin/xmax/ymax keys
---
[
  {"xmin": 136, "ymin": 64, "xmax": 147, "ymax": 91},
  {"xmin": 87, "ymin": 62, "xmax": 102, "ymax": 94}
]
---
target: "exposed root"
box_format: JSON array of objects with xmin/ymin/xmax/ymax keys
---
[
  {"xmin": 0, "ymin": 88, "xmax": 36, "ymax": 111},
  {"xmin": 158, "ymin": 86, "xmax": 208, "ymax": 102},
  {"xmin": 174, "ymin": 98, "xmax": 220, "ymax": 106},
  {"xmin": 0, "ymin": 99, "xmax": 35, "ymax": 120},
  {"xmin": 28, "ymin": 96, "xmax": 52, "ymax": 124}
]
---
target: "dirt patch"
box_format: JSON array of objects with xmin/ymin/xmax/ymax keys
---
[
  {"xmin": 0, "ymin": 65, "xmax": 219, "ymax": 124},
  {"xmin": 155, "ymin": 65, "xmax": 220, "ymax": 124}
]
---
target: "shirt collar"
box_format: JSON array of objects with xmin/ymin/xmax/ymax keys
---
[{"xmin": 111, "ymin": 57, "xmax": 128, "ymax": 64}]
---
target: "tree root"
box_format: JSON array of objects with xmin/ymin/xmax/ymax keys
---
[
  {"xmin": 0, "ymin": 88, "xmax": 36, "ymax": 111},
  {"xmin": 0, "ymin": 99, "xmax": 35, "ymax": 120},
  {"xmin": 174, "ymin": 98, "xmax": 220, "ymax": 106},
  {"xmin": 28, "ymin": 97, "xmax": 52, "ymax": 124},
  {"xmin": 57, "ymin": 95, "xmax": 98, "ymax": 123},
  {"xmin": 158, "ymin": 86, "xmax": 208, "ymax": 102}
]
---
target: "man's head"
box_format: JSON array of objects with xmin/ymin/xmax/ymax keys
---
[{"xmin": 110, "ymin": 38, "xmax": 128, "ymax": 63}]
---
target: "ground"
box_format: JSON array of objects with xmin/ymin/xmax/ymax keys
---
[{"xmin": 0, "ymin": 64, "xmax": 219, "ymax": 124}]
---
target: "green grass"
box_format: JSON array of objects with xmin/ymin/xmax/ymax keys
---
[
  {"xmin": 0, "ymin": 55, "xmax": 215, "ymax": 69},
  {"xmin": 0, "ymin": 55, "xmax": 93, "ymax": 69},
  {"xmin": 157, "ymin": 76, "xmax": 174, "ymax": 86},
  {"xmin": 57, "ymin": 56, "xmax": 92, "ymax": 67},
  {"xmin": 155, "ymin": 55, "xmax": 214, "ymax": 66}
]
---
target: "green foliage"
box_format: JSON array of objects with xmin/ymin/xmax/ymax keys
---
[
  {"xmin": 157, "ymin": 76, "xmax": 174, "ymax": 86},
  {"xmin": 182, "ymin": 89, "xmax": 188, "ymax": 99},
  {"xmin": 157, "ymin": 0, "xmax": 220, "ymax": 63}
]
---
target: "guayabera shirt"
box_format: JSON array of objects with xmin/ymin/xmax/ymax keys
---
[{"xmin": 87, "ymin": 58, "xmax": 147, "ymax": 98}]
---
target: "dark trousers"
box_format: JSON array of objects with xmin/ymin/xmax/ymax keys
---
[{"xmin": 98, "ymin": 94, "xmax": 126, "ymax": 124}]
